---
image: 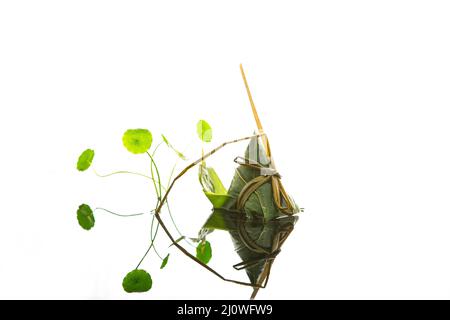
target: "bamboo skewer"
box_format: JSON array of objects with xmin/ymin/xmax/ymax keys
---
[
  {"xmin": 240, "ymin": 64, "xmax": 271, "ymax": 158},
  {"xmin": 240, "ymin": 64, "xmax": 273, "ymax": 299},
  {"xmin": 240, "ymin": 64, "xmax": 298, "ymax": 299}
]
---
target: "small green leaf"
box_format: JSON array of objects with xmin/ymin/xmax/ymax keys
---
[
  {"xmin": 161, "ymin": 134, "xmax": 169, "ymax": 145},
  {"xmin": 122, "ymin": 269, "xmax": 152, "ymax": 293},
  {"xmin": 122, "ymin": 129, "xmax": 153, "ymax": 154},
  {"xmin": 160, "ymin": 254, "xmax": 169, "ymax": 269},
  {"xmin": 196, "ymin": 240, "xmax": 212, "ymax": 264},
  {"xmin": 76, "ymin": 149, "xmax": 95, "ymax": 171},
  {"xmin": 161, "ymin": 134, "xmax": 186, "ymax": 160},
  {"xmin": 196, "ymin": 120, "xmax": 212, "ymax": 142},
  {"xmin": 77, "ymin": 204, "xmax": 95, "ymax": 230}
]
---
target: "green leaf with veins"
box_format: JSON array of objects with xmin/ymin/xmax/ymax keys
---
[
  {"xmin": 196, "ymin": 240, "xmax": 212, "ymax": 264},
  {"xmin": 122, "ymin": 269, "xmax": 152, "ymax": 293},
  {"xmin": 76, "ymin": 149, "xmax": 95, "ymax": 171},
  {"xmin": 160, "ymin": 254, "xmax": 169, "ymax": 269},
  {"xmin": 122, "ymin": 129, "xmax": 153, "ymax": 154},
  {"xmin": 77, "ymin": 204, "xmax": 95, "ymax": 230},
  {"xmin": 196, "ymin": 120, "xmax": 212, "ymax": 142},
  {"xmin": 161, "ymin": 134, "xmax": 186, "ymax": 160}
]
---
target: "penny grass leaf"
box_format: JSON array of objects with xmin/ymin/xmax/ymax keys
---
[
  {"xmin": 77, "ymin": 204, "xmax": 95, "ymax": 230},
  {"xmin": 196, "ymin": 120, "xmax": 212, "ymax": 143},
  {"xmin": 76, "ymin": 149, "xmax": 95, "ymax": 171},
  {"xmin": 122, "ymin": 129, "xmax": 153, "ymax": 154},
  {"xmin": 160, "ymin": 254, "xmax": 169, "ymax": 269},
  {"xmin": 161, "ymin": 134, "xmax": 186, "ymax": 160},
  {"xmin": 196, "ymin": 240, "xmax": 212, "ymax": 264},
  {"xmin": 122, "ymin": 269, "xmax": 152, "ymax": 293}
]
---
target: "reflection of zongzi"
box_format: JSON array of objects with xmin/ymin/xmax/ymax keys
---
[
  {"xmin": 199, "ymin": 64, "xmax": 301, "ymax": 299},
  {"xmin": 200, "ymin": 136, "xmax": 300, "ymax": 293}
]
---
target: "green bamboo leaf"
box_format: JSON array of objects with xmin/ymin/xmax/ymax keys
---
[
  {"xmin": 77, "ymin": 204, "xmax": 95, "ymax": 230},
  {"xmin": 196, "ymin": 120, "xmax": 212, "ymax": 142},
  {"xmin": 122, "ymin": 269, "xmax": 152, "ymax": 293},
  {"xmin": 196, "ymin": 240, "xmax": 212, "ymax": 264},
  {"xmin": 160, "ymin": 254, "xmax": 169, "ymax": 269},
  {"xmin": 76, "ymin": 149, "xmax": 95, "ymax": 171},
  {"xmin": 161, "ymin": 134, "xmax": 186, "ymax": 160},
  {"xmin": 199, "ymin": 165, "xmax": 232, "ymax": 208},
  {"xmin": 122, "ymin": 129, "xmax": 153, "ymax": 154}
]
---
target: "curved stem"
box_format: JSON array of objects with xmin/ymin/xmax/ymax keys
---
[
  {"xmin": 94, "ymin": 169, "xmax": 154, "ymax": 181},
  {"xmin": 154, "ymin": 134, "xmax": 267, "ymax": 288},
  {"xmin": 166, "ymin": 200, "xmax": 195, "ymax": 248},
  {"xmin": 150, "ymin": 220, "xmax": 163, "ymax": 260},
  {"xmin": 152, "ymin": 141, "xmax": 163, "ymax": 157},
  {"xmin": 135, "ymin": 215, "xmax": 164, "ymax": 269},
  {"xmin": 164, "ymin": 160, "xmax": 194, "ymax": 247},
  {"xmin": 135, "ymin": 148, "xmax": 165, "ymax": 269},
  {"xmin": 147, "ymin": 152, "xmax": 162, "ymax": 199},
  {"xmin": 94, "ymin": 207, "xmax": 149, "ymax": 218}
]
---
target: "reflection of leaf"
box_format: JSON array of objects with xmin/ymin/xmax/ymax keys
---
[
  {"xmin": 160, "ymin": 254, "xmax": 169, "ymax": 269},
  {"xmin": 199, "ymin": 165, "xmax": 232, "ymax": 208},
  {"xmin": 202, "ymin": 209, "xmax": 239, "ymax": 232},
  {"xmin": 196, "ymin": 120, "xmax": 212, "ymax": 142},
  {"xmin": 122, "ymin": 269, "xmax": 152, "ymax": 293},
  {"xmin": 161, "ymin": 134, "xmax": 186, "ymax": 160},
  {"xmin": 196, "ymin": 241, "xmax": 212, "ymax": 264},
  {"xmin": 77, "ymin": 204, "xmax": 95, "ymax": 230},
  {"xmin": 122, "ymin": 129, "xmax": 153, "ymax": 154},
  {"xmin": 76, "ymin": 149, "xmax": 94, "ymax": 171}
]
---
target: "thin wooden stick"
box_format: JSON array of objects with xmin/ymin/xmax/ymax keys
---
[
  {"xmin": 240, "ymin": 64, "xmax": 275, "ymax": 298},
  {"xmin": 240, "ymin": 64, "xmax": 271, "ymax": 157},
  {"xmin": 154, "ymin": 133, "xmax": 267, "ymax": 288}
]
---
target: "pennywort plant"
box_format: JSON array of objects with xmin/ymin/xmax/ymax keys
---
[{"xmin": 76, "ymin": 121, "xmax": 254, "ymax": 293}]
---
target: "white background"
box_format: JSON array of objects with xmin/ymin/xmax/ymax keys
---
[{"xmin": 1, "ymin": 1, "xmax": 450, "ymax": 299}]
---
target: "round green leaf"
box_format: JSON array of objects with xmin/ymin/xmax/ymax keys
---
[
  {"xmin": 122, "ymin": 269, "xmax": 152, "ymax": 293},
  {"xmin": 196, "ymin": 240, "xmax": 212, "ymax": 264},
  {"xmin": 76, "ymin": 149, "xmax": 95, "ymax": 171},
  {"xmin": 196, "ymin": 120, "xmax": 212, "ymax": 143},
  {"xmin": 160, "ymin": 254, "xmax": 169, "ymax": 269},
  {"xmin": 77, "ymin": 204, "xmax": 95, "ymax": 230},
  {"xmin": 122, "ymin": 129, "xmax": 153, "ymax": 154}
]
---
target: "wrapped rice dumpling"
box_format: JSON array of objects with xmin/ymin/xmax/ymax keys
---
[{"xmin": 200, "ymin": 135, "xmax": 300, "ymax": 296}]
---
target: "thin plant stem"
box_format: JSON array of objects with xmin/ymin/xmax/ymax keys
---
[
  {"xmin": 135, "ymin": 147, "xmax": 165, "ymax": 268},
  {"xmin": 94, "ymin": 207, "xmax": 149, "ymax": 217},
  {"xmin": 152, "ymin": 141, "xmax": 163, "ymax": 157},
  {"xmin": 135, "ymin": 215, "xmax": 156, "ymax": 269},
  {"xmin": 147, "ymin": 151, "xmax": 162, "ymax": 199},
  {"xmin": 166, "ymin": 200, "xmax": 195, "ymax": 248},
  {"xmin": 164, "ymin": 160, "xmax": 194, "ymax": 247},
  {"xmin": 94, "ymin": 169, "xmax": 153, "ymax": 181},
  {"xmin": 153, "ymin": 133, "xmax": 267, "ymax": 288}
]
